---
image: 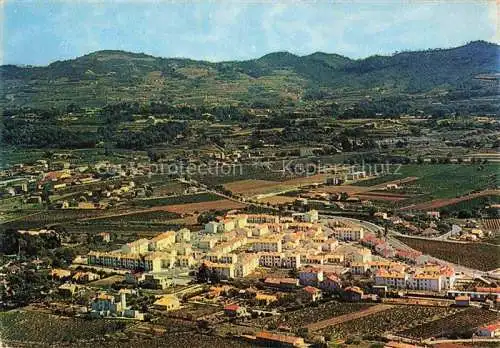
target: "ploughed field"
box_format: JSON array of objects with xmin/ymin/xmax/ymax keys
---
[{"xmin": 317, "ymin": 305, "xmax": 459, "ymax": 340}]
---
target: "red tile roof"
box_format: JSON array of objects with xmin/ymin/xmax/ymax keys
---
[
  {"xmin": 303, "ymin": 286, "xmax": 320, "ymax": 294},
  {"xmin": 224, "ymin": 304, "xmax": 240, "ymax": 311},
  {"xmin": 256, "ymin": 331, "xmax": 303, "ymax": 345},
  {"xmin": 480, "ymin": 322, "xmax": 500, "ymax": 332}
]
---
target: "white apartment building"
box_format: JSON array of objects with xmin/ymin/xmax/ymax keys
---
[
  {"xmin": 332, "ymin": 227, "xmax": 364, "ymax": 241},
  {"xmin": 407, "ymin": 273, "xmax": 443, "ymax": 292},
  {"xmin": 148, "ymin": 231, "xmax": 176, "ymax": 251},
  {"xmin": 252, "ymin": 236, "xmax": 283, "ymax": 253},
  {"xmin": 259, "ymin": 252, "xmax": 301, "ymax": 269},
  {"xmin": 121, "ymin": 239, "xmax": 149, "ymax": 254},
  {"xmin": 374, "ymin": 269, "xmax": 409, "ymax": 288}
]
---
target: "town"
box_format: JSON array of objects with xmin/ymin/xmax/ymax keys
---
[{"xmin": 1, "ymin": 2, "xmax": 499, "ymax": 347}]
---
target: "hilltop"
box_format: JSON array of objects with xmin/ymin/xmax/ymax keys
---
[{"xmin": 0, "ymin": 41, "xmax": 498, "ymax": 109}]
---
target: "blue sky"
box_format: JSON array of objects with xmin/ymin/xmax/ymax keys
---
[{"xmin": 1, "ymin": 0, "xmax": 497, "ymax": 65}]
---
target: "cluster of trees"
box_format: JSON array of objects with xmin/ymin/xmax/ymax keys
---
[
  {"xmin": 0, "ymin": 229, "xmax": 61, "ymax": 256},
  {"xmin": 114, "ymin": 121, "xmax": 190, "ymax": 149},
  {"xmin": 2, "ymin": 118, "xmax": 97, "ymax": 148},
  {"xmin": 196, "ymin": 262, "xmax": 220, "ymax": 283}
]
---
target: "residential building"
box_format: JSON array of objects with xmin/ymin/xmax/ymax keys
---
[
  {"xmin": 148, "ymin": 231, "xmax": 176, "ymax": 251},
  {"xmin": 455, "ymin": 296, "xmax": 470, "ymax": 307},
  {"xmin": 320, "ymin": 274, "xmax": 342, "ymax": 293},
  {"xmin": 252, "ymin": 235, "xmax": 283, "ymax": 253},
  {"xmin": 205, "ymin": 261, "xmax": 235, "ymax": 279},
  {"xmin": 342, "ymin": 286, "xmax": 364, "ymax": 302},
  {"xmin": 303, "ymin": 210, "xmax": 319, "ymax": 223},
  {"xmin": 153, "ymin": 295, "xmax": 181, "ymax": 311},
  {"xmin": 224, "ymin": 304, "xmax": 248, "ymax": 317},
  {"xmin": 205, "ymin": 221, "xmax": 219, "ymax": 234},
  {"xmin": 476, "ymin": 323, "xmax": 500, "ymax": 337},
  {"xmin": 255, "ymin": 293, "xmax": 278, "ymax": 305},
  {"xmin": 263, "ymin": 277, "xmax": 299, "ymax": 290},
  {"xmin": 235, "ymin": 253, "xmax": 259, "ymax": 277},
  {"xmin": 300, "ymin": 286, "xmax": 322, "ymax": 302},
  {"xmin": 374, "ymin": 269, "xmax": 409, "ymax": 289},
  {"xmin": 58, "ymin": 283, "xmax": 78, "ymax": 297},
  {"xmin": 259, "ymin": 252, "xmax": 301, "ymax": 269},
  {"xmin": 299, "ymin": 267, "xmax": 324, "ymax": 286},
  {"xmin": 332, "ymin": 227, "xmax": 364, "ymax": 241},
  {"xmin": 255, "ymin": 331, "xmax": 305, "ymax": 347},
  {"xmin": 121, "ymin": 238, "xmax": 149, "ymax": 254},
  {"xmin": 51, "ymin": 268, "xmax": 71, "ymax": 280},
  {"xmin": 72, "ymin": 271, "xmax": 99, "ymax": 283}
]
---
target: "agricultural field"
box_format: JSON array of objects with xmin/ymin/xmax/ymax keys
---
[
  {"xmin": 150, "ymin": 181, "xmax": 189, "ymax": 196},
  {"xmin": 256, "ymin": 195, "xmax": 298, "ymax": 205},
  {"xmin": 396, "ymin": 236, "xmax": 500, "ymax": 271},
  {"xmin": 401, "ymin": 189, "xmax": 500, "ymax": 211},
  {"xmin": 317, "ymin": 305, "xmax": 459, "ymax": 340},
  {"xmin": 249, "ymin": 301, "xmax": 372, "ymax": 332},
  {"xmin": 0, "ymin": 310, "xmax": 129, "ymax": 346},
  {"xmin": 164, "ymin": 199, "xmax": 247, "ymax": 214},
  {"xmin": 354, "ymin": 191, "xmax": 410, "ymax": 202},
  {"xmin": 354, "ymin": 174, "xmax": 402, "ymax": 187},
  {"xmin": 223, "ymin": 179, "xmax": 294, "ymax": 197},
  {"xmin": 397, "ymin": 164, "xmax": 498, "ymax": 200},
  {"xmin": 482, "ymin": 218, "xmax": 500, "ymax": 232},
  {"xmin": 396, "ymin": 307, "xmax": 498, "ymax": 339},
  {"xmin": 133, "ymin": 192, "xmax": 222, "ymax": 207},
  {"xmin": 167, "ymin": 303, "xmax": 222, "ymax": 320},
  {"xmin": 83, "ymin": 210, "xmax": 181, "ymax": 224},
  {"xmin": 1, "ymin": 209, "xmax": 113, "ymax": 230},
  {"xmin": 76, "ymin": 332, "xmax": 256, "ymax": 348},
  {"xmin": 439, "ymin": 194, "xmax": 500, "ymax": 214}
]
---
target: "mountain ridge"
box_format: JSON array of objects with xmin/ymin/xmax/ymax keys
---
[{"xmin": 1, "ymin": 40, "xmax": 498, "ymax": 109}]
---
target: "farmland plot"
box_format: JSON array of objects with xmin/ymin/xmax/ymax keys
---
[
  {"xmin": 396, "ymin": 307, "xmax": 498, "ymax": 339},
  {"xmin": 396, "ymin": 236, "xmax": 500, "ymax": 271},
  {"xmin": 318, "ymin": 305, "xmax": 458, "ymax": 340},
  {"xmin": 249, "ymin": 301, "xmax": 372, "ymax": 332},
  {"xmin": 0, "ymin": 310, "xmax": 129, "ymax": 346}
]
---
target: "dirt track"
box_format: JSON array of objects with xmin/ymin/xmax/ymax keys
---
[{"xmin": 305, "ymin": 304, "xmax": 393, "ymax": 331}]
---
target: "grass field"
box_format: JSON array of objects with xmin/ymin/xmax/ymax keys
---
[{"xmin": 396, "ymin": 236, "xmax": 500, "ymax": 271}]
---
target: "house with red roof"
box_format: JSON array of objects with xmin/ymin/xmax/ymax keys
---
[
  {"xmin": 319, "ymin": 274, "xmax": 342, "ymax": 293},
  {"xmin": 476, "ymin": 322, "xmax": 500, "ymax": 337},
  {"xmin": 299, "ymin": 286, "xmax": 322, "ymax": 302},
  {"xmin": 224, "ymin": 304, "xmax": 247, "ymax": 317}
]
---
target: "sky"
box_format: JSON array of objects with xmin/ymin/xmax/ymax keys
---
[{"xmin": 1, "ymin": 0, "xmax": 498, "ymax": 66}]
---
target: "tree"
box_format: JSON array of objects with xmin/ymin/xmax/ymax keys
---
[{"xmin": 196, "ymin": 263, "xmax": 210, "ymax": 283}]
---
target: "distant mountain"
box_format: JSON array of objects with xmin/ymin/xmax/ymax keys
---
[{"xmin": 1, "ymin": 41, "xmax": 498, "ymax": 109}]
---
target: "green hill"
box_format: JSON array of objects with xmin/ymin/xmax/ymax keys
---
[{"xmin": 0, "ymin": 41, "xmax": 498, "ymax": 109}]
